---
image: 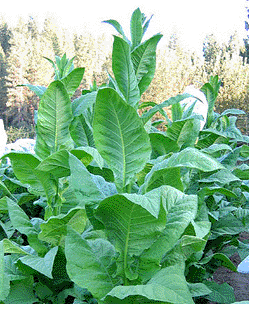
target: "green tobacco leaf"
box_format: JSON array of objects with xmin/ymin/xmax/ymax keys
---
[
  {"xmin": 200, "ymin": 253, "xmax": 237, "ymax": 272},
  {"xmin": 71, "ymin": 146, "xmax": 104, "ymax": 169},
  {"xmin": 20, "ymin": 84, "xmax": 46, "ymax": 98},
  {"xmin": 102, "ymin": 19, "xmax": 130, "ymax": 44},
  {"xmin": 168, "ymin": 147, "xmax": 225, "ymax": 172},
  {"xmin": 200, "ymin": 82, "xmax": 217, "ymax": 127},
  {"xmin": 71, "ymin": 91, "xmax": 97, "ymax": 116},
  {"xmin": 140, "ymin": 156, "xmax": 184, "ymax": 193},
  {"xmin": 188, "ymin": 282, "xmax": 212, "ymax": 298},
  {"xmin": 19, "ymin": 246, "xmax": 58, "ymax": 279},
  {"xmin": 3, "ymin": 152, "xmax": 42, "ymax": 192},
  {"xmin": 149, "ymin": 132, "xmax": 179, "ymax": 158},
  {"xmin": 199, "ymin": 169, "xmax": 240, "ymax": 185},
  {"xmin": 65, "ymin": 228, "xmax": 120, "ymax": 301},
  {"xmin": 7, "ymin": 198, "xmax": 47, "ymax": 256},
  {"xmin": 131, "ymin": 34, "xmax": 162, "ymax": 94},
  {"xmin": 36, "ymin": 150, "xmax": 71, "ymax": 179},
  {"xmin": 210, "ymin": 214, "xmax": 246, "ymax": 239},
  {"xmin": 70, "ymin": 115, "xmax": 94, "ymax": 147},
  {"xmin": 35, "ymin": 148, "xmax": 103, "ymax": 180},
  {"xmin": 0, "ymin": 241, "xmax": 10, "ymax": 301},
  {"xmin": 68, "ymin": 154, "xmax": 116, "ymax": 209},
  {"xmin": 94, "ymin": 190, "xmax": 167, "ymax": 279},
  {"xmin": 130, "ymin": 8, "xmax": 143, "ymax": 49},
  {"xmin": 93, "ymin": 88, "xmax": 151, "ymax": 192},
  {"xmin": 1, "ymin": 239, "xmax": 29, "ymax": 255},
  {"xmin": 204, "ymin": 281, "xmax": 236, "ymax": 304},
  {"xmin": 61, "ymin": 67, "xmax": 85, "ymax": 97},
  {"xmin": 139, "ymin": 186, "xmax": 197, "ymax": 280},
  {"xmin": 3, "ymin": 276, "xmax": 38, "ymax": 304},
  {"xmin": 38, "ymin": 208, "xmax": 87, "ymax": 247},
  {"xmin": 166, "ymin": 117, "xmax": 201, "ymax": 149},
  {"xmin": 104, "ymin": 265, "xmax": 194, "ymax": 304},
  {"xmin": 35, "ymin": 80, "xmax": 74, "ymax": 159},
  {"xmin": 2, "ymin": 153, "xmax": 57, "ymax": 213},
  {"xmin": 112, "ymin": 36, "xmax": 140, "ymax": 107}
]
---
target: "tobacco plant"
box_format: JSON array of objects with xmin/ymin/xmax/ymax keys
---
[{"xmin": 0, "ymin": 8, "xmax": 248, "ymax": 304}]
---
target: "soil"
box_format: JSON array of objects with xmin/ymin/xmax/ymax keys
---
[{"xmin": 210, "ymin": 232, "xmax": 249, "ymax": 303}]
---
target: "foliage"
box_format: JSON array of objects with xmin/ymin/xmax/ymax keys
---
[{"xmin": 0, "ymin": 8, "xmax": 248, "ymax": 304}]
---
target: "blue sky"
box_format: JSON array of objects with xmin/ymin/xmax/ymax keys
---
[{"xmin": 1, "ymin": 0, "xmax": 248, "ymax": 55}]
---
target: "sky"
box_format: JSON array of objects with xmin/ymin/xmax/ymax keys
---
[{"xmin": 1, "ymin": 0, "xmax": 249, "ymax": 56}]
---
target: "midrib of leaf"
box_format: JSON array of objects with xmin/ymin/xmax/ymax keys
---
[
  {"xmin": 123, "ymin": 204, "xmax": 134, "ymax": 284},
  {"xmin": 54, "ymin": 90, "xmax": 58, "ymax": 152},
  {"xmin": 134, "ymin": 43, "xmax": 150, "ymax": 82},
  {"xmin": 112, "ymin": 103, "xmax": 126, "ymax": 190}
]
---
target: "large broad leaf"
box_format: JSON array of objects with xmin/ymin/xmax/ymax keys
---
[
  {"xmin": 204, "ymin": 281, "xmax": 236, "ymax": 304},
  {"xmin": 65, "ymin": 228, "xmax": 120, "ymax": 301},
  {"xmin": 112, "ymin": 36, "xmax": 140, "ymax": 107},
  {"xmin": 94, "ymin": 189, "xmax": 167, "ymax": 280},
  {"xmin": 166, "ymin": 117, "xmax": 201, "ymax": 149},
  {"xmin": 149, "ymin": 132, "xmax": 179, "ymax": 159},
  {"xmin": 35, "ymin": 148, "xmax": 103, "ymax": 179},
  {"xmin": 38, "ymin": 207, "xmax": 87, "ymax": 247},
  {"xmin": 3, "ymin": 152, "xmax": 57, "ymax": 206},
  {"xmin": 140, "ymin": 147, "xmax": 224, "ymax": 194},
  {"xmin": 35, "ymin": 80, "xmax": 74, "ymax": 159},
  {"xmin": 131, "ymin": 34, "xmax": 162, "ymax": 94},
  {"xmin": 210, "ymin": 214, "xmax": 246, "ymax": 239},
  {"xmin": 2, "ymin": 277, "xmax": 38, "ymax": 304},
  {"xmin": 70, "ymin": 114, "xmax": 95, "ymax": 147},
  {"xmin": 19, "ymin": 246, "xmax": 59, "ymax": 279},
  {"xmin": 139, "ymin": 156, "xmax": 184, "ymax": 193},
  {"xmin": 104, "ymin": 265, "xmax": 194, "ymax": 304},
  {"xmin": 138, "ymin": 186, "xmax": 198, "ymax": 281},
  {"xmin": 167, "ymin": 147, "xmax": 225, "ymax": 172},
  {"xmin": 0, "ymin": 241, "xmax": 10, "ymax": 301},
  {"xmin": 61, "ymin": 67, "xmax": 85, "ymax": 97},
  {"xmin": 6, "ymin": 197, "xmax": 47, "ymax": 256},
  {"xmin": 3, "ymin": 152, "xmax": 42, "ymax": 191},
  {"xmin": 68, "ymin": 154, "xmax": 117, "ymax": 208},
  {"xmin": 93, "ymin": 88, "xmax": 151, "ymax": 192}
]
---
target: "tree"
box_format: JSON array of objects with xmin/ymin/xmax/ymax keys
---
[
  {"xmin": 239, "ymin": 0, "xmax": 249, "ymax": 65},
  {"xmin": 4, "ymin": 18, "xmax": 40, "ymax": 128},
  {"xmin": 0, "ymin": 19, "xmax": 12, "ymax": 57},
  {"xmin": 0, "ymin": 45, "xmax": 8, "ymax": 121},
  {"xmin": 202, "ymin": 34, "xmax": 222, "ymax": 75},
  {"xmin": 0, "ymin": 20, "xmax": 12, "ymax": 123},
  {"xmin": 226, "ymin": 31, "xmax": 241, "ymax": 60}
]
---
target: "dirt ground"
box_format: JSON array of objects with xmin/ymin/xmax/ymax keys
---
[{"xmin": 211, "ymin": 232, "xmax": 249, "ymax": 303}]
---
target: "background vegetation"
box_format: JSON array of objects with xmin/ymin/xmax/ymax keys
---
[{"xmin": 0, "ymin": 11, "xmax": 249, "ymax": 142}]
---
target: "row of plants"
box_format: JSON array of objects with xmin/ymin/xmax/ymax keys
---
[{"xmin": 0, "ymin": 9, "xmax": 249, "ymax": 304}]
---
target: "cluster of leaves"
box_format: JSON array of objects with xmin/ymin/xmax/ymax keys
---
[{"xmin": 0, "ymin": 9, "xmax": 248, "ymax": 304}]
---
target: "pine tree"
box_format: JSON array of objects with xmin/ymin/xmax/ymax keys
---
[
  {"xmin": 5, "ymin": 18, "xmax": 40, "ymax": 128},
  {"xmin": 0, "ymin": 19, "xmax": 12, "ymax": 57},
  {"xmin": 0, "ymin": 19, "xmax": 12, "ymax": 123},
  {"xmin": 202, "ymin": 34, "xmax": 220, "ymax": 74},
  {"xmin": 0, "ymin": 44, "xmax": 8, "ymax": 121},
  {"xmin": 239, "ymin": 0, "xmax": 249, "ymax": 65}
]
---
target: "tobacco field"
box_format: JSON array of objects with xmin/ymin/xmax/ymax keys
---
[{"xmin": 0, "ymin": 8, "xmax": 249, "ymax": 304}]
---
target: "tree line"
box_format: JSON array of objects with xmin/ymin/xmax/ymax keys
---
[{"xmin": 0, "ymin": 14, "xmax": 249, "ymax": 134}]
